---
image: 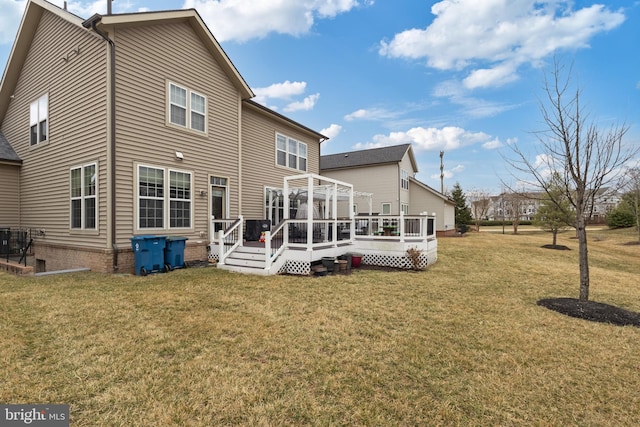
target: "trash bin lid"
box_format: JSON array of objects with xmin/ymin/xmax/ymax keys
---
[{"xmin": 166, "ymin": 236, "xmax": 189, "ymax": 241}]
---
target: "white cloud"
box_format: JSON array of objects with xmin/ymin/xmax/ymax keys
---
[
  {"xmin": 0, "ymin": 0, "xmax": 143, "ymax": 46},
  {"xmin": 253, "ymin": 80, "xmax": 307, "ymax": 105},
  {"xmin": 252, "ymin": 81, "xmax": 319, "ymax": 112},
  {"xmin": 183, "ymin": 0, "xmax": 370, "ymax": 43},
  {"xmin": 354, "ymin": 126, "xmax": 496, "ymax": 152},
  {"xmin": 50, "ymin": 0, "xmax": 139, "ymax": 16},
  {"xmin": 344, "ymin": 107, "xmax": 401, "ymax": 122},
  {"xmin": 433, "ymin": 80, "xmax": 518, "ymax": 118},
  {"xmin": 482, "ymin": 139, "xmax": 503, "ymax": 150},
  {"xmin": 320, "ymin": 123, "xmax": 342, "ymax": 139},
  {"xmin": 379, "ymin": 0, "xmax": 625, "ymax": 89},
  {"xmin": 0, "ymin": 0, "xmax": 26, "ymax": 44},
  {"xmin": 284, "ymin": 93, "xmax": 320, "ymax": 112}
]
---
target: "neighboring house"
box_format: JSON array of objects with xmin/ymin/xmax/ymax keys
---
[
  {"xmin": 320, "ymin": 144, "xmax": 455, "ymax": 235},
  {"xmin": 486, "ymin": 188, "xmax": 621, "ymax": 223},
  {"xmin": 0, "ymin": 0, "xmax": 326, "ymax": 273},
  {"xmin": 588, "ymin": 188, "xmax": 621, "ymax": 223}
]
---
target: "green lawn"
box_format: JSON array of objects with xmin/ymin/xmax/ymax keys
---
[{"xmin": 2, "ymin": 227, "xmax": 640, "ymax": 425}]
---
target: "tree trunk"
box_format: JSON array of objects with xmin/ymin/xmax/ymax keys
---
[
  {"xmin": 576, "ymin": 215, "xmax": 590, "ymax": 301},
  {"xmin": 552, "ymin": 230, "xmax": 557, "ymax": 246}
]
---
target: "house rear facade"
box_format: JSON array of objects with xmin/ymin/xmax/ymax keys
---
[{"xmin": 0, "ymin": 0, "xmax": 325, "ymax": 273}]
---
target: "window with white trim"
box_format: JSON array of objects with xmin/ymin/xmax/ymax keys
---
[
  {"xmin": 138, "ymin": 165, "xmax": 192, "ymax": 230},
  {"xmin": 168, "ymin": 82, "xmax": 206, "ymax": 132},
  {"xmin": 276, "ymin": 133, "xmax": 307, "ymax": 171},
  {"xmin": 30, "ymin": 94, "xmax": 48, "ymax": 145},
  {"xmin": 138, "ymin": 166, "xmax": 164, "ymax": 229},
  {"xmin": 169, "ymin": 170, "xmax": 191, "ymax": 228},
  {"xmin": 401, "ymin": 203, "xmax": 409, "ymax": 215},
  {"xmin": 70, "ymin": 162, "xmax": 97, "ymax": 229},
  {"xmin": 401, "ymin": 169, "xmax": 409, "ymax": 190},
  {"xmin": 381, "ymin": 203, "xmax": 391, "ymax": 215}
]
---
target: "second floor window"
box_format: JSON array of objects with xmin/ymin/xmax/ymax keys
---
[
  {"xmin": 276, "ymin": 133, "xmax": 307, "ymax": 171},
  {"xmin": 30, "ymin": 94, "xmax": 48, "ymax": 145},
  {"xmin": 401, "ymin": 169, "xmax": 409, "ymax": 190},
  {"xmin": 168, "ymin": 82, "xmax": 206, "ymax": 132}
]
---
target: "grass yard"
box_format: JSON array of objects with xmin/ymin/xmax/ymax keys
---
[{"xmin": 2, "ymin": 227, "xmax": 640, "ymax": 425}]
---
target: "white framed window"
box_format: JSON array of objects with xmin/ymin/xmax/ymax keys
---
[
  {"xmin": 70, "ymin": 162, "xmax": 97, "ymax": 229},
  {"xmin": 168, "ymin": 82, "xmax": 206, "ymax": 133},
  {"xmin": 401, "ymin": 169, "xmax": 409, "ymax": 190},
  {"xmin": 276, "ymin": 133, "xmax": 307, "ymax": 171},
  {"xmin": 137, "ymin": 164, "xmax": 193, "ymax": 230},
  {"xmin": 138, "ymin": 165, "xmax": 165, "ymax": 229},
  {"xmin": 401, "ymin": 203, "xmax": 409, "ymax": 215},
  {"xmin": 169, "ymin": 170, "xmax": 192, "ymax": 228},
  {"xmin": 381, "ymin": 203, "xmax": 391, "ymax": 215},
  {"xmin": 30, "ymin": 94, "xmax": 48, "ymax": 145}
]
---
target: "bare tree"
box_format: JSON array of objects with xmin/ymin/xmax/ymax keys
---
[
  {"xmin": 508, "ymin": 60, "xmax": 634, "ymax": 301},
  {"xmin": 468, "ymin": 190, "xmax": 491, "ymax": 232},
  {"xmin": 502, "ymin": 191, "xmax": 526, "ymax": 234}
]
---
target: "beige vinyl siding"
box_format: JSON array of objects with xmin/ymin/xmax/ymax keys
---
[
  {"xmin": 322, "ymin": 163, "xmax": 399, "ymax": 215},
  {"xmin": 240, "ymin": 105, "xmax": 321, "ymax": 219},
  {"xmin": 0, "ymin": 165, "xmax": 20, "ymax": 225},
  {"xmin": 113, "ymin": 21, "xmax": 241, "ymax": 242},
  {"xmin": 2, "ymin": 10, "xmax": 108, "ymax": 248},
  {"xmin": 409, "ymin": 182, "xmax": 455, "ymax": 232}
]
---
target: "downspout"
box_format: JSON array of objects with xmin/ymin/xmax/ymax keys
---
[{"xmin": 83, "ymin": 15, "xmax": 118, "ymax": 271}]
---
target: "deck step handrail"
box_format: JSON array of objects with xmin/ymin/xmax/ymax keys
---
[
  {"xmin": 264, "ymin": 219, "xmax": 288, "ymax": 270},
  {"xmin": 217, "ymin": 216, "xmax": 243, "ymax": 265}
]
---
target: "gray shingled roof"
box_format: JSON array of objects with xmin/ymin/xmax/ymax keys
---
[
  {"xmin": 320, "ymin": 144, "xmax": 411, "ymax": 170},
  {"xmin": 0, "ymin": 131, "xmax": 21, "ymax": 163}
]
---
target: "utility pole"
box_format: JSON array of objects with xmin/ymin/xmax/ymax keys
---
[
  {"xmin": 439, "ymin": 151, "xmax": 444, "ymax": 194},
  {"xmin": 107, "ymin": 0, "xmax": 113, "ymax": 15}
]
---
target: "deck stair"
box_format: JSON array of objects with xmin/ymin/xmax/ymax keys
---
[{"xmin": 221, "ymin": 245, "xmax": 269, "ymax": 273}]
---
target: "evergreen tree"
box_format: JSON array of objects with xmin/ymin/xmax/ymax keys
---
[
  {"xmin": 451, "ymin": 182, "xmax": 472, "ymax": 227},
  {"xmin": 533, "ymin": 175, "xmax": 574, "ymax": 246}
]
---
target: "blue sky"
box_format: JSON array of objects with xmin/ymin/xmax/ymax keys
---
[{"xmin": 1, "ymin": 0, "xmax": 639, "ymax": 194}]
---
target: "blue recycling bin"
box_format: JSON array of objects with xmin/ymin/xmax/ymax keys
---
[
  {"xmin": 164, "ymin": 236, "xmax": 188, "ymax": 270},
  {"xmin": 130, "ymin": 235, "xmax": 167, "ymax": 276}
]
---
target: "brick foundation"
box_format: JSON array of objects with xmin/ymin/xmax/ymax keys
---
[
  {"xmin": 0, "ymin": 259, "xmax": 34, "ymax": 275},
  {"xmin": 31, "ymin": 241, "xmax": 209, "ymax": 274}
]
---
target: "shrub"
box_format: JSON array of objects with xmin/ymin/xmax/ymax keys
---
[
  {"xmin": 406, "ymin": 247, "xmax": 425, "ymax": 271},
  {"xmin": 607, "ymin": 209, "xmax": 634, "ymax": 229}
]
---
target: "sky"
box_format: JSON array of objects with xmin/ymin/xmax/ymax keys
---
[{"xmin": 1, "ymin": 0, "xmax": 639, "ymax": 195}]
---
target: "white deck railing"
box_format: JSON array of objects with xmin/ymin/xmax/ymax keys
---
[
  {"xmin": 213, "ymin": 216, "xmax": 243, "ymax": 265},
  {"xmin": 353, "ymin": 213, "xmax": 435, "ymax": 241},
  {"xmin": 211, "ymin": 213, "xmax": 436, "ymax": 269}
]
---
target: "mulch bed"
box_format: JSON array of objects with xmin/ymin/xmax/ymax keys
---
[
  {"xmin": 540, "ymin": 244, "xmax": 571, "ymax": 250},
  {"xmin": 538, "ymin": 298, "xmax": 640, "ymax": 328}
]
